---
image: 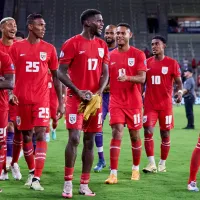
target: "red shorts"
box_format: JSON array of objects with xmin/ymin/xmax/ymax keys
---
[
  {"xmin": 109, "ymin": 107, "xmax": 142, "ymax": 130},
  {"xmin": 0, "ymin": 110, "xmax": 8, "ymax": 145},
  {"xmin": 16, "ymin": 102, "xmax": 50, "ymax": 130},
  {"xmin": 65, "ymin": 95, "xmax": 102, "ymax": 133},
  {"xmin": 9, "ymin": 104, "xmax": 17, "ymax": 122},
  {"xmin": 143, "ymin": 107, "xmax": 174, "ymax": 131}
]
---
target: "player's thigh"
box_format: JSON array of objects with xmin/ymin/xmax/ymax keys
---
[
  {"xmin": 158, "ymin": 109, "xmax": 174, "ymax": 131},
  {"xmin": 0, "ymin": 110, "xmax": 8, "ymax": 145},
  {"xmin": 83, "ymin": 107, "xmax": 102, "ymax": 133},
  {"xmin": 109, "ymin": 107, "xmax": 126, "ymax": 126},
  {"xmin": 143, "ymin": 108, "xmax": 158, "ymax": 128},
  {"xmin": 17, "ymin": 104, "xmax": 33, "ymax": 130},
  {"xmin": 65, "ymin": 96, "xmax": 83, "ymax": 130},
  {"xmin": 125, "ymin": 108, "xmax": 143, "ymax": 130},
  {"xmin": 33, "ymin": 102, "xmax": 50, "ymax": 127}
]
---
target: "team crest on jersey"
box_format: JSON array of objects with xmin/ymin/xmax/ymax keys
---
[
  {"xmin": 162, "ymin": 66, "xmax": 168, "ymax": 74},
  {"xmin": 40, "ymin": 52, "xmax": 47, "ymax": 61},
  {"xmin": 128, "ymin": 58, "xmax": 135, "ymax": 67},
  {"xmin": 69, "ymin": 114, "xmax": 77, "ymax": 124},
  {"xmin": 98, "ymin": 48, "xmax": 104, "ymax": 58},
  {"xmin": 143, "ymin": 115, "xmax": 147, "ymax": 123},
  {"xmin": 16, "ymin": 116, "xmax": 21, "ymax": 126}
]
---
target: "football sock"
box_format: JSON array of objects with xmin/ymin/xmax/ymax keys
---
[
  {"xmin": 80, "ymin": 173, "xmax": 90, "ymax": 184},
  {"xmin": 160, "ymin": 136, "xmax": 170, "ymax": 162},
  {"xmin": 34, "ymin": 141, "xmax": 47, "ymax": 178},
  {"xmin": 131, "ymin": 139, "xmax": 142, "ymax": 169},
  {"xmin": 23, "ymin": 141, "xmax": 35, "ymax": 171},
  {"xmin": 95, "ymin": 132, "xmax": 104, "ymax": 160},
  {"xmin": 0, "ymin": 148, "xmax": 5, "ymax": 174},
  {"xmin": 188, "ymin": 137, "xmax": 200, "ymax": 183},
  {"xmin": 64, "ymin": 167, "xmax": 74, "ymax": 181},
  {"xmin": 11, "ymin": 131, "xmax": 22, "ymax": 165},
  {"xmin": 6, "ymin": 131, "xmax": 14, "ymax": 157},
  {"xmin": 110, "ymin": 139, "xmax": 121, "ymax": 170}
]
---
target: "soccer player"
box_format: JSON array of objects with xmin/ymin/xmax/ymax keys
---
[
  {"xmin": 94, "ymin": 24, "xmax": 116, "ymax": 172},
  {"xmin": 187, "ymin": 134, "xmax": 200, "ymax": 191},
  {"xmin": 58, "ymin": 9, "xmax": 109, "ymax": 198},
  {"xmin": 0, "ymin": 50, "xmax": 15, "ymax": 192},
  {"xmin": 9, "ymin": 13, "xmax": 64, "ymax": 191},
  {"xmin": 46, "ymin": 70, "xmax": 59, "ymax": 142},
  {"xmin": 105, "ymin": 23, "xmax": 147, "ymax": 184},
  {"xmin": 0, "ymin": 17, "xmax": 17, "ymax": 179},
  {"xmin": 142, "ymin": 35, "xmax": 182, "ymax": 173}
]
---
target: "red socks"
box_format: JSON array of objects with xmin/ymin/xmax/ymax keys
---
[
  {"xmin": 11, "ymin": 131, "xmax": 22, "ymax": 165},
  {"xmin": 110, "ymin": 139, "xmax": 121, "ymax": 170},
  {"xmin": 188, "ymin": 137, "xmax": 200, "ymax": 183},
  {"xmin": 0, "ymin": 148, "xmax": 4, "ymax": 174},
  {"xmin": 34, "ymin": 141, "xmax": 47, "ymax": 178},
  {"xmin": 161, "ymin": 136, "xmax": 170, "ymax": 160},
  {"xmin": 131, "ymin": 139, "xmax": 142, "ymax": 166},
  {"xmin": 23, "ymin": 141, "xmax": 35, "ymax": 171},
  {"xmin": 144, "ymin": 133, "xmax": 154, "ymax": 157},
  {"xmin": 64, "ymin": 167, "xmax": 74, "ymax": 181},
  {"xmin": 80, "ymin": 173, "xmax": 90, "ymax": 184}
]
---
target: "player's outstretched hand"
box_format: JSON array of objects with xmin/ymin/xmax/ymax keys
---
[
  {"xmin": 9, "ymin": 94, "xmax": 19, "ymax": 105},
  {"xmin": 117, "ymin": 75, "xmax": 128, "ymax": 82},
  {"xmin": 174, "ymin": 92, "xmax": 182, "ymax": 104},
  {"xmin": 77, "ymin": 90, "xmax": 93, "ymax": 101}
]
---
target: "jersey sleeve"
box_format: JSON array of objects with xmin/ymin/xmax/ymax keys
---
[
  {"xmin": 59, "ymin": 39, "xmax": 76, "ymax": 65},
  {"xmin": 103, "ymin": 43, "xmax": 110, "ymax": 65},
  {"xmin": 48, "ymin": 46, "xmax": 58, "ymax": 70},
  {"xmin": 8, "ymin": 44, "xmax": 18, "ymax": 65},
  {"xmin": 173, "ymin": 60, "xmax": 181, "ymax": 78},
  {"xmin": 136, "ymin": 51, "xmax": 147, "ymax": 71},
  {"xmin": 1, "ymin": 52, "xmax": 15, "ymax": 74}
]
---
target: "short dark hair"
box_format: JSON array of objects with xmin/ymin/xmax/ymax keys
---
[
  {"xmin": 26, "ymin": 13, "xmax": 43, "ymax": 25},
  {"xmin": 80, "ymin": 9, "xmax": 101, "ymax": 25},
  {"xmin": 152, "ymin": 35, "xmax": 166, "ymax": 44},
  {"xmin": 16, "ymin": 31, "xmax": 25, "ymax": 39},
  {"xmin": 117, "ymin": 23, "xmax": 131, "ymax": 31}
]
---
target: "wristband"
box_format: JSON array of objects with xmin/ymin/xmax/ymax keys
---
[{"xmin": 178, "ymin": 90, "xmax": 183, "ymax": 95}]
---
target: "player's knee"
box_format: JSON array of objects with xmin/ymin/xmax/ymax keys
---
[
  {"xmin": 112, "ymin": 125, "xmax": 123, "ymax": 140},
  {"xmin": 160, "ymin": 130, "xmax": 170, "ymax": 138},
  {"xmin": 69, "ymin": 134, "xmax": 80, "ymax": 147},
  {"xmin": 144, "ymin": 127, "xmax": 154, "ymax": 135},
  {"xmin": 7, "ymin": 122, "xmax": 14, "ymax": 132}
]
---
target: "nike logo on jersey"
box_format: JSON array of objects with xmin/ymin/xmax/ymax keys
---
[
  {"xmin": 111, "ymin": 62, "xmax": 116, "ymax": 65},
  {"xmin": 147, "ymin": 68, "xmax": 151, "ymax": 71},
  {"xmin": 134, "ymin": 124, "xmax": 140, "ymax": 127},
  {"xmin": 20, "ymin": 54, "xmax": 25, "ymax": 56},
  {"xmin": 79, "ymin": 51, "xmax": 85, "ymax": 54}
]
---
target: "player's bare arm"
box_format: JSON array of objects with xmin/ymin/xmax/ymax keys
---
[
  {"xmin": 117, "ymin": 70, "xmax": 146, "ymax": 84},
  {"xmin": 174, "ymin": 76, "xmax": 183, "ymax": 103},
  {"xmin": 96, "ymin": 63, "xmax": 109, "ymax": 95},
  {"xmin": 51, "ymin": 69, "xmax": 64, "ymax": 119},
  {"xmin": 58, "ymin": 63, "xmax": 91, "ymax": 100},
  {"xmin": 0, "ymin": 74, "xmax": 14, "ymax": 89}
]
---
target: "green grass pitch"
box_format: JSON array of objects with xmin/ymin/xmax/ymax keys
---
[{"xmin": 1, "ymin": 105, "xmax": 200, "ymax": 200}]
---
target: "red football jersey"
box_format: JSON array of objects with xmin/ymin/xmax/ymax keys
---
[
  {"xmin": 144, "ymin": 56, "xmax": 181, "ymax": 110},
  {"xmin": 0, "ymin": 50, "xmax": 15, "ymax": 111},
  {"xmin": 0, "ymin": 39, "xmax": 11, "ymax": 54},
  {"xmin": 9, "ymin": 39, "xmax": 58, "ymax": 104},
  {"xmin": 59, "ymin": 34, "xmax": 109, "ymax": 94},
  {"xmin": 109, "ymin": 46, "xmax": 147, "ymax": 109}
]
